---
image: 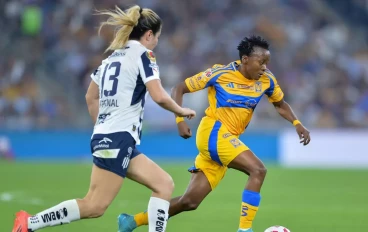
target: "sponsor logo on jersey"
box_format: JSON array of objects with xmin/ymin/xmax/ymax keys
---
[
  {"xmin": 97, "ymin": 113, "xmax": 110, "ymax": 124},
  {"xmin": 244, "ymin": 99, "xmax": 257, "ymax": 108},
  {"xmin": 230, "ymin": 138, "xmax": 241, "ymax": 148},
  {"xmin": 149, "ymin": 63, "xmax": 159, "ymax": 72},
  {"xmin": 226, "ymin": 99, "xmax": 258, "ymax": 108},
  {"xmin": 109, "ymin": 51, "xmax": 126, "ymax": 58},
  {"xmin": 222, "ymin": 133, "xmax": 232, "ymax": 138},
  {"xmin": 204, "ymin": 69, "xmax": 212, "ymax": 77},
  {"xmin": 237, "ymin": 84, "xmax": 254, "ymax": 90}
]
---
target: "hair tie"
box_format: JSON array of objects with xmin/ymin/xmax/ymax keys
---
[{"xmin": 139, "ymin": 7, "xmax": 143, "ymax": 14}]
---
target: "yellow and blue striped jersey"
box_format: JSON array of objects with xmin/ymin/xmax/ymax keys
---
[{"xmin": 184, "ymin": 60, "xmax": 284, "ymax": 135}]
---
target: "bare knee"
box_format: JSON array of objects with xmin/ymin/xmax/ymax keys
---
[
  {"xmin": 251, "ymin": 165, "xmax": 267, "ymax": 179},
  {"xmin": 78, "ymin": 198, "xmax": 109, "ymax": 218},
  {"xmin": 179, "ymin": 196, "xmax": 200, "ymax": 211},
  {"xmin": 152, "ymin": 174, "xmax": 175, "ymax": 197}
]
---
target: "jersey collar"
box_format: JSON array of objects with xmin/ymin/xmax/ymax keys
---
[{"xmin": 126, "ymin": 40, "xmax": 144, "ymax": 47}]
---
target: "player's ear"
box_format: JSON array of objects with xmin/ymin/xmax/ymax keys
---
[
  {"xmin": 143, "ymin": 30, "xmax": 153, "ymax": 41},
  {"xmin": 241, "ymin": 55, "xmax": 248, "ymax": 64},
  {"xmin": 148, "ymin": 30, "xmax": 154, "ymax": 38}
]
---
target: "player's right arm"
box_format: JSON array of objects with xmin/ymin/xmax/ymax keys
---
[
  {"xmin": 138, "ymin": 50, "xmax": 196, "ymax": 119},
  {"xmin": 86, "ymin": 66, "xmax": 103, "ymax": 124},
  {"xmin": 171, "ymin": 65, "xmax": 220, "ymax": 138},
  {"xmin": 86, "ymin": 81, "xmax": 100, "ymax": 124},
  {"xmin": 146, "ymin": 80, "xmax": 195, "ymax": 118}
]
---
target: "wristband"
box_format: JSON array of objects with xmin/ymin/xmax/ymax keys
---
[
  {"xmin": 176, "ymin": 117, "xmax": 184, "ymax": 124},
  {"xmin": 292, "ymin": 119, "xmax": 301, "ymax": 126}
]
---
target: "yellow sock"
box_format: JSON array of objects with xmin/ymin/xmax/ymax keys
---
[
  {"xmin": 134, "ymin": 211, "xmax": 148, "ymax": 226},
  {"xmin": 239, "ymin": 203, "xmax": 259, "ymax": 229},
  {"xmin": 239, "ymin": 190, "xmax": 261, "ymax": 230}
]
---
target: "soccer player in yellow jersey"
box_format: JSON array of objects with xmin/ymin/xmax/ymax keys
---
[{"xmin": 119, "ymin": 35, "xmax": 311, "ymax": 232}]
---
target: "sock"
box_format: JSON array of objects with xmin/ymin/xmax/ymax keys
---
[
  {"xmin": 239, "ymin": 190, "xmax": 261, "ymax": 230},
  {"xmin": 134, "ymin": 211, "xmax": 148, "ymax": 226},
  {"xmin": 148, "ymin": 197, "xmax": 169, "ymax": 232},
  {"xmin": 28, "ymin": 199, "xmax": 80, "ymax": 231}
]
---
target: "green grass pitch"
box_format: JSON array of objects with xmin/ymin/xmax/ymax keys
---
[{"xmin": 1, "ymin": 162, "xmax": 367, "ymax": 231}]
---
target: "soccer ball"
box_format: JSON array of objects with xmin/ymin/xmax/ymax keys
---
[{"xmin": 264, "ymin": 225, "xmax": 290, "ymax": 232}]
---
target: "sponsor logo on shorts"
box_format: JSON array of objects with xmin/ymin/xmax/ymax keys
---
[
  {"xmin": 99, "ymin": 137, "xmax": 112, "ymax": 143},
  {"xmin": 93, "ymin": 137, "xmax": 112, "ymax": 150}
]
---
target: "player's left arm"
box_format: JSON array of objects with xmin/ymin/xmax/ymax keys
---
[
  {"xmin": 272, "ymin": 99, "xmax": 310, "ymax": 145},
  {"xmin": 266, "ymin": 72, "xmax": 311, "ymax": 145}
]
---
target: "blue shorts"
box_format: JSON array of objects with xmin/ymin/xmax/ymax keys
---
[{"xmin": 90, "ymin": 132, "xmax": 141, "ymax": 178}]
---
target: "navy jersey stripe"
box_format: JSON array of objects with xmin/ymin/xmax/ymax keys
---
[
  {"xmin": 141, "ymin": 52, "xmax": 154, "ymax": 78},
  {"xmin": 131, "ymin": 73, "xmax": 146, "ymax": 106}
]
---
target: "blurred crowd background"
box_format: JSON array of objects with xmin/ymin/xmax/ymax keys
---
[{"xmin": 1, "ymin": 0, "xmax": 368, "ymax": 132}]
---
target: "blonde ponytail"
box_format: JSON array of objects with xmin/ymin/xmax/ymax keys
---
[{"xmin": 97, "ymin": 5, "xmax": 141, "ymax": 52}]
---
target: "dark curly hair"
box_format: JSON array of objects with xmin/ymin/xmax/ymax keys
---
[{"xmin": 237, "ymin": 35, "xmax": 270, "ymax": 59}]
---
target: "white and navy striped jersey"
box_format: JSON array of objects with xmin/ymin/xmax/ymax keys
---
[{"xmin": 90, "ymin": 40, "xmax": 160, "ymax": 145}]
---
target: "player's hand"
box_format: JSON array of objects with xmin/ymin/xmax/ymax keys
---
[
  {"xmin": 177, "ymin": 121, "xmax": 192, "ymax": 139},
  {"xmin": 295, "ymin": 124, "xmax": 311, "ymax": 146},
  {"xmin": 177, "ymin": 108, "xmax": 196, "ymax": 120}
]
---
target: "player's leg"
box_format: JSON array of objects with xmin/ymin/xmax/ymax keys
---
[
  {"xmin": 228, "ymin": 149, "xmax": 267, "ymax": 232},
  {"xmin": 13, "ymin": 164, "xmax": 124, "ymax": 232},
  {"xmin": 12, "ymin": 132, "xmax": 134, "ymax": 232},
  {"xmin": 167, "ymin": 171, "xmax": 212, "ymax": 217},
  {"xmin": 119, "ymin": 153, "xmax": 174, "ymax": 232},
  {"xmin": 119, "ymin": 160, "xmax": 214, "ymax": 232}
]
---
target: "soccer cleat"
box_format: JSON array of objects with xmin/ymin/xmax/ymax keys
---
[
  {"xmin": 118, "ymin": 213, "xmax": 137, "ymax": 232},
  {"xmin": 12, "ymin": 210, "xmax": 33, "ymax": 232},
  {"xmin": 237, "ymin": 229, "xmax": 253, "ymax": 232}
]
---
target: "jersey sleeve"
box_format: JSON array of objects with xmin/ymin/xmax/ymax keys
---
[
  {"xmin": 138, "ymin": 50, "xmax": 160, "ymax": 84},
  {"xmin": 264, "ymin": 70, "xmax": 284, "ymax": 102},
  {"xmin": 90, "ymin": 65, "xmax": 102, "ymax": 85},
  {"xmin": 184, "ymin": 64, "xmax": 224, "ymax": 92}
]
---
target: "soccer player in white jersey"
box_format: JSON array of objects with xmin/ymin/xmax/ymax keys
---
[{"xmin": 12, "ymin": 5, "xmax": 196, "ymax": 232}]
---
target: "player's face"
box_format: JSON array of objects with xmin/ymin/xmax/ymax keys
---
[
  {"xmin": 242, "ymin": 47, "xmax": 270, "ymax": 80},
  {"xmin": 146, "ymin": 28, "xmax": 161, "ymax": 50}
]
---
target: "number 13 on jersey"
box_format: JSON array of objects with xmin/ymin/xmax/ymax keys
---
[{"xmin": 100, "ymin": 61, "xmax": 121, "ymax": 98}]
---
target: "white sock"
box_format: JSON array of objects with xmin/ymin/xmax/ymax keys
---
[
  {"xmin": 28, "ymin": 199, "xmax": 80, "ymax": 231},
  {"xmin": 148, "ymin": 197, "xmax": 170, "ymax": 232}
]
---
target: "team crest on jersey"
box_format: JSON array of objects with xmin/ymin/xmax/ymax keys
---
[
  {"xmin": 255, "ymin": 81, "xmax": 262, "ymax": 93},
  {"xmin": 146, "ymin": 51, "xmax": 156, "ymax": 62}
]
